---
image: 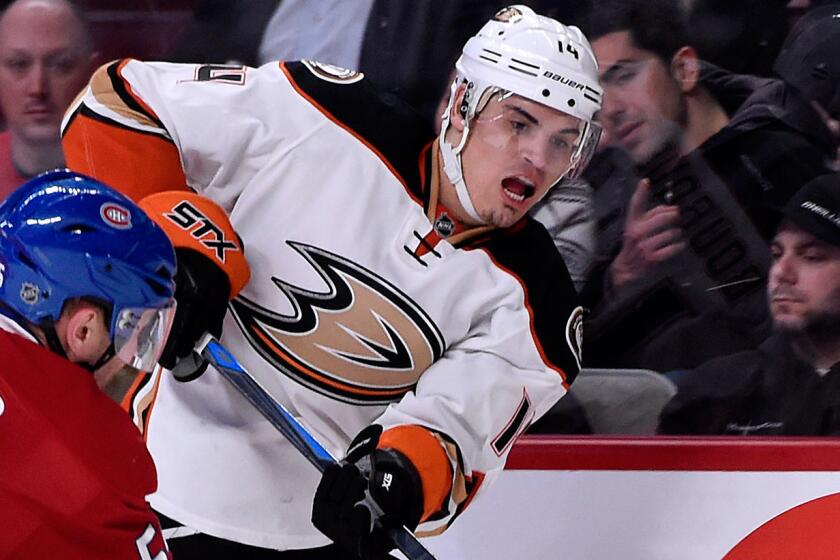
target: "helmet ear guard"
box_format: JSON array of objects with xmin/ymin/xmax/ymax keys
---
[{"xmin": 438, "ymin": 5, "xmax": 603, "ymax": 224}]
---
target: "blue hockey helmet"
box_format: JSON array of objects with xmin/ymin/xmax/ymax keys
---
[{"xmin": 0, "ymin": 169, "xmax": 177, "ymax": 370}]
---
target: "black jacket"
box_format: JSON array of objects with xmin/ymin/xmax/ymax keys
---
[
  {"xmin": 581, "ymin": 67, "xmax": 836, "ymax": 372},
  {"xmin": 659, "ymin": 334, "xmax": 840, "ymax": 435}
]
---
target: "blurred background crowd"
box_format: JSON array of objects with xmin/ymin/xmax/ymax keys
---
[{"xmin": 3, "ymin": 0, "xmax": 840, "ymax": 437}]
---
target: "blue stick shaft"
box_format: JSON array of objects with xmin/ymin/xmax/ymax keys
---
[{"xmin": 197, "ymin": 335, "xmax": 438, "ymax": 560}]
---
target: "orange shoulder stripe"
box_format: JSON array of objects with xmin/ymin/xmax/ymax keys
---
[{"xmin": 63, "ymin": 110, "xmax": 187, "ymax": 202}]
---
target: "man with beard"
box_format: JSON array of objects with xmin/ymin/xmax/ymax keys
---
[
  {"xmin": 577, "ymin": 0, "xmax": 836, "ymax": 372},
  {"xmin": 659, "ymin": 173, "xmax": 840, "ymax": 435}
]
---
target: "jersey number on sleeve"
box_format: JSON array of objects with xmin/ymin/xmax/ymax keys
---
[{"xmin": 195, "ymin": 64, "xmax": 246, "ymax": 85}]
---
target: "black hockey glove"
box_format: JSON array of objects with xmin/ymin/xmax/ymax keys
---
[
  {"xmin": 159, "ymin": 247, "xmax": 231, "ymax": 381},
  {"xmin": 312, "ymin": 425, "xmax": 424, "ymax": 560}
]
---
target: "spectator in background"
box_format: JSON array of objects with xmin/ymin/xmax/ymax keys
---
[
  {"xmin": 660, "ymin": 174, "xmax": 840, "ymax": 435},
  {"xmin": 774, "ymin": 3, "xmax": 840, "ymax": 170},
  {"xmin": 0, "ymin": 0, "xmax": 97, "ymax": 201},
  {"xmin": 576, "ymin": 0, "xmax": 835, "ymax": 373}
]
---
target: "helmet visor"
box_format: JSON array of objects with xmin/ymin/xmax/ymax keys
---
[
  {"xmin": 113, "ymin": 302, "xmax": 177, "ymax": 371},
  {"xmin": 471, "ymin": 90, "xmax": 601, "ymax": 187}
]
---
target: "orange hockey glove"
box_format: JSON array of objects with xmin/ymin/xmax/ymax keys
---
[{"xmin": 139, "ymin": 191, "xmax": 250, "ymax": 379}]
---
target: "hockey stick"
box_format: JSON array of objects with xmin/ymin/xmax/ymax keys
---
[{"xmin": 196, "ymin": 334, "xmax": 438, "ymax": 560}]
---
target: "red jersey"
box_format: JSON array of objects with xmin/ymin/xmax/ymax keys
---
[{"xmin": 0, "ymin": 319, "xmax": 169, "ymax": 559}]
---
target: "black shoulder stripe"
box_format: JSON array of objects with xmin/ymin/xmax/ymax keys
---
[
  {"xmin": 282, "ymin": 61, "xmax": 433, "ymax": 201},
  {"xmin": 478, "ymin": 219, "xmax": 582, "ymax": 384},
  {"xmin": 74, "ymin": 104, "xmax": 176, "ymax": 142},
  {"xmin": 61, "ymin": 104, "xmax": 81, "ymax": 138},
  {"xmin": 106, "ymin": 61, "xmax": 167, "ymax": 131}
]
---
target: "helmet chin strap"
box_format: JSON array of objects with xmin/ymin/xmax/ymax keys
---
[
  {"xmin": 439, "ymin": 115, "xmax": 486, "ymax": 225},
  {"xmin": 84, "ymin": 343, "xmax": 116, "ymax": 374}
]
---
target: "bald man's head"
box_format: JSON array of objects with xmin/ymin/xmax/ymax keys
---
[{"xmin": 0, "ymin": 0, "xmax": 97, "ymax": 144}]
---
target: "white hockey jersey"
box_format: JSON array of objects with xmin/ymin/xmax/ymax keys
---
[{"xmin": 62, "ymin": 59, "xmax": 583, "ymax": 550}]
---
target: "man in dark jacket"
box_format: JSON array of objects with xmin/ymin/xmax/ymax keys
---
[
  {"xmin": 577, "ymin": 0, "xmax": 836, "ymax": 372},
  {"xmin": 659, "ymin": 173, "xmax": 840, "ymax": 435}
]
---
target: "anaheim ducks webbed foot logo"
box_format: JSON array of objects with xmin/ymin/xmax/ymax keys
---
[{"xmin": 230, "ymin": 242, "xmax": 445, "ymax": 404}]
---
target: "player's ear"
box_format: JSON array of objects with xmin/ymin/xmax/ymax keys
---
[
  {"xmin": 61, "ymin": 302, "xmax": 109, "ymax": 363},
  {"xmin": 448, "ymin": 83, "xmax": 469, "ymax": 132}
]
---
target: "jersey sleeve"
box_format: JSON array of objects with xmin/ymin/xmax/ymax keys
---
[
  {"xmin": 62, "ymin": 60, "xmax": 188, "ymax": 201},
  {"xmin": 374, "ymin": 222, "xmax": 583, "ymax": 536},
  {"xmin": 62, "ymin": 58, "xmax": 334, "ymax": 210}
]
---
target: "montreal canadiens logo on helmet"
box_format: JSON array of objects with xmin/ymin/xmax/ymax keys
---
[{"xmin": 100, "ymin": 203, "xmax": 132, "ymax": 230}]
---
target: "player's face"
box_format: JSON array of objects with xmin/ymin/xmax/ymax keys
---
[
  {"xmin": 592, "ymin": 30, "xmax": 685, "ymax": 166},
  {"xmin": 460, "ymin": 94, "xmax": 582, "ymax": 228},
  {"xmin": 0, "ymin": 2, "xmax": 95, "ymax": 144},
  {"xmin": 768, "ymin": 223, "xmax": 840, "ymax": 334}
]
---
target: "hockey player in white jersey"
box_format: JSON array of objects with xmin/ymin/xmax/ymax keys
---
[{"xmin": 62, "ymin": 5, "xmax": 602, "ymax": 559}]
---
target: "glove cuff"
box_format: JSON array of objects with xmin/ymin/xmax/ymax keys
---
[{"xmin": 378, "ymin": 425, "xmax": 454, "ymax": 524}]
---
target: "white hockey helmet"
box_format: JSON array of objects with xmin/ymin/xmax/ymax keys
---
[{"xmin": 439, "ymin": 5, "xmax": 603, "ymax": 223}]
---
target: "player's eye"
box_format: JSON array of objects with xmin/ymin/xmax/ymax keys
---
[
  {"xmin": 550, "ymin": 135, "xmax": 570, "ymax": 151},
  {"xmin": 509, "ymin": 119, "xmax": 529, "ymax": 133}
]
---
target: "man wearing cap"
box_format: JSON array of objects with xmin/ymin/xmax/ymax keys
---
[{"xmin": 658, "ymin": 174, "xmax": 840, "ymax": 435}]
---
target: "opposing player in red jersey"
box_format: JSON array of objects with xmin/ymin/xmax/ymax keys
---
[{"xmin": 0, "ymin": 170, "xmax": 177, "ymax": 559}]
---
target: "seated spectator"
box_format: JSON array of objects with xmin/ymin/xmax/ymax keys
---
[
  {"xmin": 0, "ymin": 0, "xmax": 97, "ymax": 201},
  {"xmin": 577, "ymin": 0, "xmax": 835, "ymax": 372},
  {"xmin": 774, "ymin": 3, "xmax": 840, "ymax": 169},
  {"xmin": 659, "ymin": 174, "xmax": 840, "ymax": 435}
]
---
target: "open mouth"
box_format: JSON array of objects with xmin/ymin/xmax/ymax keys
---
[{"xmin": 501, "ymin": 176, "xmax": 535, "ymax": 203}]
